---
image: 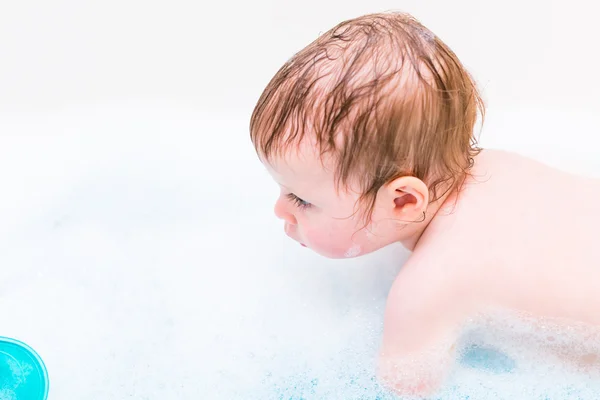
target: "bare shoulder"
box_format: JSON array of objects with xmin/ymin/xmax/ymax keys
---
[{"xmin": 468, "ymin": 148, "xmax": 593, "ymax": 186}]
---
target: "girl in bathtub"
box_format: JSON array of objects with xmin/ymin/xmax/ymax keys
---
[{"xmin": 249, "ymin": 11, "xmax": 600, "ymax": 396}]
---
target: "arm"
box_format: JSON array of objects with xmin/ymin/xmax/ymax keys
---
[{"xmin": 376, "ymin": 267, "xmax": 464, "ymax": 397}]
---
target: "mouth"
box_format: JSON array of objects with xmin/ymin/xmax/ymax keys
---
[{"xmin": 284, "ymin": 224, "xmax": 305, "ymax": 247}]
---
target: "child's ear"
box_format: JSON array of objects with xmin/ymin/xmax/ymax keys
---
[{"xmin": 376, "ymin": 176, "xmax": 429, "ymax": 220}]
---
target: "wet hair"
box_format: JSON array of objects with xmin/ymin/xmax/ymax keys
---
[{"xmin": 250, "ymin": 11, "xmax": 484, "ymax": 222}]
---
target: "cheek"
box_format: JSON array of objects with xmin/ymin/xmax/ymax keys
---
[{"xmin": 302, "ymin": 219, "xmax": 368, "ymax": 259}]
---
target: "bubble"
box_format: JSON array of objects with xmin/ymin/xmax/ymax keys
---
[{"xmin": 344, "ymin": 244, "xmax": 362, "ymax": 258}]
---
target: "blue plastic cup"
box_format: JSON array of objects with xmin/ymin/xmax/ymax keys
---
[{"xmin": 0, "ymin": 337, "xmax": 49, "ymax": 400}]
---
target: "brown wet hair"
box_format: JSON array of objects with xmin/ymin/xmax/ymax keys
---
[{"xmin": 250, "ymin": 11, "xmax": 484, "ymax": 222}]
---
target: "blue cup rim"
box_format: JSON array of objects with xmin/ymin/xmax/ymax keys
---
[{"xmin": 0, "ymin": 336, "xmax": 49, "ymax": 400}]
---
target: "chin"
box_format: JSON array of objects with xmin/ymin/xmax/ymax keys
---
[
  {"xmin": 306, "ymin": 247, "xmax": 343, "ymax": 259},
  {"xmin": 311, "ymin": 245, "xmax": 368, "ymax": 260}
]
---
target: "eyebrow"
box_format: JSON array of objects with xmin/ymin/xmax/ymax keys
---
[
  {"xmin": 276, "ymin": 179, "xmax": 295, "ymax": 190},
  {"xmin": 278, "ymin": 183, "xmax": 308, "ymax": 198}
]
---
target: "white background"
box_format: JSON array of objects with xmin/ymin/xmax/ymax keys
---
[
  {"xmin": 1, "ymin": 1, "xmax": 599, "ymax": 399},
  {"xmin": 2, "ymin": 0, "xmax": 599, "ymax": 165}
]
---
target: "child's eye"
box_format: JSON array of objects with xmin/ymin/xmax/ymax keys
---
[{"xmin": 286, "ymin": 193, "xmax": 312, "ymax": 210}]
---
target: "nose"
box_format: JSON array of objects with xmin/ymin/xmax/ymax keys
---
[{"xmin": 274, "ymin": 196, "xmax": 297, "ymax": 225}]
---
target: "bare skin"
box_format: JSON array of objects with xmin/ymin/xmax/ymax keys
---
[
  {"xmin": 263, "ymin": 144, "xmax": 600, "ymax": 396},
  {"xmin": 379, "ymin": 148, "xmax": 600, "ymax": 395}
]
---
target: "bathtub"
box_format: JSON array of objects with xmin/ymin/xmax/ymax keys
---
[{"xmin": 1, "ymin": 104, "xmax": 600, "ymax": 399}]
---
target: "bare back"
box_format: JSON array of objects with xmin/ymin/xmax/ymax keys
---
[
  {"xmin": 424, "ymin": 148, "xmax": 600, "ymax": 326},
  {"xmin": 379, "ymin": 149, "xmax": 600, "ymax": 395}
]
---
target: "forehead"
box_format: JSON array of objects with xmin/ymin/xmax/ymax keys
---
[{"xmin": 264, "ymin": 140, "xmax": 334, "ymax": 190}]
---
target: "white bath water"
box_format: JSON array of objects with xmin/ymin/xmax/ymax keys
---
[{"xmin": 1, "ymin": 104, "xmax": 600, "ymax": 399}]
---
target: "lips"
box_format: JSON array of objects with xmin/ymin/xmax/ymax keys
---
[
  {"xmin": 284, "ymin": 224, "xmax": 306, "ymax": 247},
  {"xmin": 284, "ymin": 223, "xmax": 293, "ymax": 237}
]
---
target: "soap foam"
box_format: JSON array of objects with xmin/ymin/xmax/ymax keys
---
[
  {"xmin": 2, "ymin": 106, "xmax": 600, "ymax": 399},
  {"xmin": 344, "ymin": 243, "xmax": 362, "ymax": 258}
]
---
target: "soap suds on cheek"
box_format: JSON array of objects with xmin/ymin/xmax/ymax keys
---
[
  {"xmin": 344, "ymin": 243, "xmax": 362, "ymax": 258},
  {"xmin": 307, "ymin": 230, "xmax": 361, "ymax": 258}
]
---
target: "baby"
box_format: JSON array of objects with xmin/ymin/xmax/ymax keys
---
[{"xmin": 249, "ymin": 11, "xmax": 600, "ymax": 396}]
